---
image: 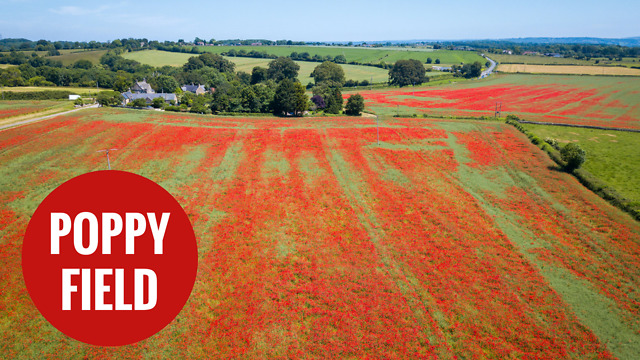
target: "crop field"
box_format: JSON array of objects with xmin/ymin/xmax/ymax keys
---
[
  {"xmin": 198, "ymin": 45, "xmax": 485, "ymax": 66},
  {"xmin": 521, "ymin": 123, "xmax": 640, "ymax": 206},
  {"xmin": 122, "ymin": 50, "xmax": 395, "ymax": 84},
  {"xmin": 492, "ymin": 54, "xmax": 640, "ymax": 68},
  {"xmin": 48, "ymin": 50, "xmax": 109, "ymax": 66},
  {"xmin": 1, "ymin": 108, "xmax": 639, "ymax": 358},
  {"xmin": 350, "ymin": 74, "xmax": 640, "ymax": 129},
  {"xmin": 0, "ymin": 100, "xmax": 69, "ymax": 123},
  {"xmin": 498, "ymin": 64, "xmax": 640, "ymax": 76}
]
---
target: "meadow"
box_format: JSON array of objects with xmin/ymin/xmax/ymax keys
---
[
  {"xmin": 0, "ymin": 108, "xmax": 639, "ymax": 359},
  {"xmin": 122, "ymin": 50, "xmax": 397, "ymax": 84},
  {"xmin": 521, "ymin": 123, "xmax": 640, "ymax": 206},
  {"xmin": 47, "ymin": 50, "xmax": 109, "ymax": 66},
  {"xmin": 492, "ymin": 53, "xmax": 640, "ymax": 68},
  {"xmin": 349, "ymin": 74, "xmax": 640, "ymax": 129},
  {"xmin": 198, "ymin": 45, "xmax": 485, "ymax": 66}
]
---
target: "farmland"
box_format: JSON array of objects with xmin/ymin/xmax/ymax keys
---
[
  {"xmin": 498, "ymin": 64, "xmax": 640, "ymax": 76},
  {"xmin": 47, "ymin": 50, "xmax": 109, "ymax": 66},
  {"xmin": 122, "ymin": 50, "xmax": 396, "ymax": 84},
  {"xmin": 350, "ymin": 74, "xmax": 640, "ymax": 129},
  {"xmin": 521, "ymin": 123, "xmax": 640, "ymax": 206},
  {"xmin": 0, "ymin": 100, "xmax": 72, "ymax": 126},
  {"xmin": 198, "ymin": 45, "xmax": 485, "ymax": 66},
  {"xmin": 1, "ymin": 107, "xmax": 639, "ymax": 358}
]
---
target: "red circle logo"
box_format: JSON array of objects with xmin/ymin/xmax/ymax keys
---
[{"xmin": 22, "ymin": 171, "xmax": 198, "ymax": 346}]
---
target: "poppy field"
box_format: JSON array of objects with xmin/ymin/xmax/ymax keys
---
[
  {"xmin": 1, "ymin": 108, "xmax": 639, "ymax": 359},
  {"xmin": 353, "ymin": 74, "xmax": 640, "ymax": 130}
]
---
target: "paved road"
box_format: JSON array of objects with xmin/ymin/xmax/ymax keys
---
[
  {"xmin": 0, "ymin": 104, "xmax": 99, "ymax": 131},
  {"xmin": 480, "ymin": 55, "xmax": 497, "ymax": 79}
]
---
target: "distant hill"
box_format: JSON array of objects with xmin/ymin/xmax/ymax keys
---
[{"xmin": 498, "ymin": 37, "xmax": 640, "ymax": 47}]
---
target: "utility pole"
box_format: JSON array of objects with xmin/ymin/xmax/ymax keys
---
[
  {"xmin": 495, "ymin": 101, "xmax": 502, "ymax": 118},
  {"xmin": 97, "ymin": 148, "xmax": 118, "ymax": 170}
]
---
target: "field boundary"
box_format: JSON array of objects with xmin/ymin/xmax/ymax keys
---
[
  {"xmin": 517, "ymin": 120, "xmax": 640, "ymax": 133},
  {"xmin": 506, "ymin": 119, "xmax": 640, "ymax": 221}
]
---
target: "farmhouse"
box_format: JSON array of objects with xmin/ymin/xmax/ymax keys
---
[
  {"xmin": 181, "ymin": 84, "xmax": 206, "ymax": 95},
  {"xmin": 121, "ymin": 92, "xmax": 177, "ymax": 105},
  {"xmin": 131, "ymin": 79, "xmax": 154, "ymax": 94}
]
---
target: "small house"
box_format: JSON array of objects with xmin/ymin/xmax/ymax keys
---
[
  {"xmin": 122, "ymin": 92, "xmax": 177, "ymax": 106},
  {"xmin": 181, "ymin": 84, "xmax": 206, "ymax": 95},
  {"xmin": 131, "ymin": 79, "xmax": 155, "ymax": 94}
]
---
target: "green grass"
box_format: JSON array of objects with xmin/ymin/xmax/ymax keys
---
[
  {"xmin": 47, "ymin": 50, "xmax": 108, "ymax": 66},
  {"xmin": 123, "ymin": 50, "xmax": 395, "ymax": 84},
  {"xmin": 122, "ymin": 50, "xmax": 193, "ymax": 67},
  {"xmin": 522, "ymin": 123, "xmax": 640, "ymax": 205},
  {"xmin": 198, "ymin": 45, "xmax": 484, "ymax": 66}
]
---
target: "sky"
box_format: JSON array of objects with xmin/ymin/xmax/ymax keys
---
[{"xmin": 1, "ymin": 0, "xmax": 639, "ymax": 42}]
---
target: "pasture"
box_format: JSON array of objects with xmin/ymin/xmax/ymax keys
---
[
  {"xmin": 198, "ymin": 45, "xmax": 485, "ymax": 66},
  {"xmin": 521, "ymin": 123, "xmax": 640, "ymax": 206},
  {"xmin": 122, "ymin": 50, "xmax": 395, "ymax": 84},
  {"xmin": 498, "ymin": 64, "xmax": 640, "ymax": 76},
  {"xmin": 47, "ymin": 50, "xmax": 108, "ymax": 66},
  {"xmin": 0, "ymin": 108, "xmax": 639, "ymax": 359}
]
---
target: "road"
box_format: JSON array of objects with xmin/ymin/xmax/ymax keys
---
[
  {"xmin": 0, "ymin": 104, "xmax": 99, "ymax": 131},
  {"xmin": 480, "ymin": 54, "xmax": 497, "ymax": 79}
]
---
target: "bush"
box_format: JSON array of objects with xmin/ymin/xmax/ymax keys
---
[
  {"xmin": 345, "ymin": 94, "xmax": 365, "ymax": 116},
  {"xmin": 544, "ymin": 137, "xmax": 559, "ymax": 150},
  {"xmin": 560, "ymin": 143, "xmax": 586, "ymax": 171}
]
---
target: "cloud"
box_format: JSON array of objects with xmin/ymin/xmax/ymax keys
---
[{"xmin": 50, "ymin": 5, "xmax": 110, "ymax": 16}]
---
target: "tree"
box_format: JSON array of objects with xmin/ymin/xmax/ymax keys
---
[
  {"xmin": 271, "ymin": 79, "xmax": 307, "ymax": 116},
  {"xmin": 389, "ymin": 59, "xmax": 427, "ymax": 87},
  {"xmin": 426, "ymin": 57, "xmax": 433, "ymax": 64},
  {"xmin": 73, "ymin": 59, "xmax": 93, "ymax": 69},
  {"xmin": 267, "ymin": 57, "xmax": 300, "ymax": 82},
  {"xmin": 153, "ymin": 75, "xmax": 179, "ymax": 93},
  {"xmin": 333, "ymin": 55, "xmax": 347, "ymax": 64},
  {"xmin": 325, "ymin": 87, "xmax": 343, "ymax": 114},
  {"xmin": 435, "ymin": 59, "xmax": 441, "ymax": 64},
  {"xmin": 251, "ymin": 66, "xmax": 268, "ymax": 84},
  {"xmin": 199, "ymin": 53, "xmax": 235, "ymax": 73},
  {"xmin": 96, "ymin": 91, "xmax": 123, "ymax": 106},
  {"xmin": 454, "ymin": 61, "xmax": 482, "ymax": 78},
  {"xmin": 151, "ymin": 97, "xmax": 165, "ymax": 109},
  {"xmin": 130, "ymin": 98, "xmax": 147, "ymax": 107},
  {"xmin": 310, "ymin": 95, "xmax": 326, "ymax": 110},
  {"xmin": 560, "ymin": 143, "xmax": 586, "ymax": 171},
  {"xmin": 311, "ymin": 61, "xmax": 345, "ymax": 86},
  {"xmin": 345, "ymin": 94, "xmax": 365, "ymax": 116}
]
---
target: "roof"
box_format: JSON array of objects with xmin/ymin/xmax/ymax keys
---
[
  {"xmin": 132, "ymin": 80, "xmax": 155, "ymax": 93},
  {"xmin": 181, "ymin": 84, "xmax": 205, "ymax": 93},
  {"xmin": 122, "ymin": 92, "xmax": 177, "ymax": 101}
]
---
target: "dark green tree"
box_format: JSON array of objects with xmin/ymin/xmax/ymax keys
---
[
  {"xmin": 152, "ymin": 75, "xmax": 179, "ymax": 93},
  {"xmin": 251, "ymin": 66, "xmax": 268, "ymax": 84},
  {"xmin": 271, "ymin": 79, "xmax": 307, "ymax": 116},
  {"xmin": 560, "ymin": 143, "xmax": 586, "ymax": 171},
  {"xmin": 345, "ymin": 94, "xmax": 365, "ymax": 116},
  {"xmin": 267, "ymin": 57, "xmax": 300, "ymax": 82},
  {"xmin": 311, "ymin": 61, "xmax": 345, "ymax": 86},
  {"xmin": 389, "ymin": 59, "xmax": 427, "ymax": 87},
  {"xmin": 325, "ymin": 87, "xmax": 343, "ymax": 114},
  {"xmin": 96, "ymin": 91, "xmax": 124, "ymax": 106}
]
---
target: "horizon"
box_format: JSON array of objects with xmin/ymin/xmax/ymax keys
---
[{"xmin": 1, "ymin": 0, "xmax": 639, "ymax": 43}]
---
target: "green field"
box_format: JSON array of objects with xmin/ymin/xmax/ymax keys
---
[
  {"xmin": 123, "ymin": 50, "xmax": 405, "ymax": 84},
  {"xmin": 122, "ymin": 50, "xmax": 193, "ymax": 67},
  {"xmin": 48, "ymin": 50, "xmax": 108, "ymax": 66},
  {"xmin": 0, "ymin": 86, "xmax": 105, "ymax": 95},
  {"xmin": 522, "ymin": 124, "xmax": 640, "ymax": 206},
  {"xmin": 198, "ymin": 45, "xmax": 485, "ymax": 65}
]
